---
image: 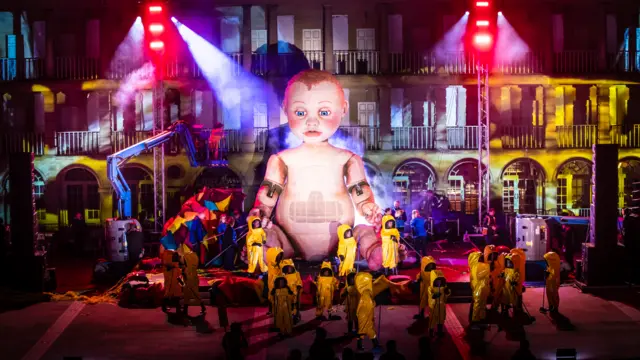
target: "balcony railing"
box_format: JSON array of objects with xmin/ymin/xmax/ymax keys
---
[
  {"xmin": 447, "ymin": 126, "xmax": 479, "ymax": 150},
  {"xmin": 223, "ymin": 129, "xmax": 242, "ymax": 153},
  {"xmin": 391, "ymin": 126, "xmax": 435, "ymax": 150},
  {"xmin": 254, "ymin": 127, "xmax": 269, "ymax": 152},
  {"xmin": 339, "ymin": 126, "xmax": 380, "ymax": 150},
  {"xmin": 553, "ymin": 51, "xmax": 599, "ymax": 74},
  {"xmin": 556, "ymin": 125, "xmax": 598, "ymax": 148},
  {"xmin": 334, "ymin": 51, "xmax": 379, "ymax": 75},
  {"xmin": 610, "ymin": 124, "xmax": 640, "ymax": 148},
  {"xmin": 501, "ymin": 126, "xmax": 545, "ymax": 149},
  {"xmin": 494, "ymin": 52, "xmax": 545, "ymax": 74},
  {"xmin": 0, "ymin": 133, "xmax": 45, "ymax": 156},
  {"xmin": 56, "ymin": 131, "xmax": 100, "ymax": 155},
  {"xmin": 112, "ymin": 131, "xmax": 151, "ymax": 153}
]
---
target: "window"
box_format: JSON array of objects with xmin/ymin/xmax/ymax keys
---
[
  {"xmin": 393, "ymin": 160, "xmax": 436, "ymax": 209},
  {"xmin": 502, "ymin": 159, "xmax": 545, "ymax": 214},
  {"xmin": 447, "ymin": 160, "xmax": 482, "ymax": 214},
  {"xmin": 357, "ymin": 102, "xmax": 377, "ymax": 127},
  {"xmin": 556, "ymin": 158, "xmax": 592, "ymax": 214},
  {"xmin": 251, "ymin": 29, "xmax": 267, "ymax": 52}
]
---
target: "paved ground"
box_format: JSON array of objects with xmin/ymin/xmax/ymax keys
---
[{"xmin": 2, "ymin": 286, "xmax": 640, "ymax": 360}]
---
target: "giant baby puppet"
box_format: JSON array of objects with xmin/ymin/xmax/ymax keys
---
[{"xmin": 252, "ymin": 69, "xmax": 386, "ymax": 269}]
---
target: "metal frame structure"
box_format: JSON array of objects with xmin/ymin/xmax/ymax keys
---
[
  {"xmin": 153, "ymin": 80, "xmax": 166, "ymax": 232},
  {"xmin": 477, "ymin": 60, "xmax": 490, "ymax": 226}
]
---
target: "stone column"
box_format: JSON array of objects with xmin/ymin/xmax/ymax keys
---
[
  {"xmin": 378, "ymin": 87, "xmax": 392, "ymax": 150},
  {"xmin": 323, "ymin": 5, "xmax": 334, "ymax": 73},
  {"xmin": 433, "ymin": 86, "xmax": 448, "ymax": 150},
  {"xmin": 242, "ymin": 5, "xmax": 253, "ymax": 72},
  {"xmin": 541, "ymin": 86, "xmax": 558, "ymax": 148},
  {"xmin": 597, "ymin": 85, "xmax": 612, "ymax": 143},
  {"xmin": 377, "ymin": 3, "xmax": 389, "ymax": 73},
  {"xmin": 498, "ymin": 87, "xmax": 512, "ymax": 126}
]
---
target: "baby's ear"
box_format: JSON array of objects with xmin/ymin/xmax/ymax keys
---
[{"xmin": 342, "ymin": 99, "xmax": 349, "ymax": 117}]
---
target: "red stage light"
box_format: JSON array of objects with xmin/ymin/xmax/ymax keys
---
[
  {"xmin": 149, "ymin": 23, "xmax": 164, "ymax": 34},
  {"xmin": 149, "ymin": 40, "xmax": 165, "ymax": 50},
  {"xmin": 148, "ymin": 5, "xmax": 163, "ymax": 13},
  {"xmin": 473, "ymin": 33, "xmax": 493, "ymax": 49},
  {"xmin": 476, "ymin": 1, "xmax": 489, "ymax": 6},
  {"xmin": 476, "ymin": 20, "xmax": 490, "ymax": 26}
]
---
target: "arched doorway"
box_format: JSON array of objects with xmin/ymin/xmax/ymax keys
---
[
  {"xmin": 618, "ymin": 157, "xmax": 640, "ymax": 209},
  {"xmin": 62, "ymin": 167, "xmax": 100, "ymax": 226},
  {"xmin": 1, "ymin": 170, "xmax": 46, "ymax": 223},
  {"xmin": 556, "ymin": 158, "xmax": 592, "ymax": 216},
  {"xmin": 393, "ymin": 160, "xmax": 437, "ymax": 210},
  {"xmin": 447, "ymin": 159, "xmax": 485, "ymax": 214},
  {"xmin": 112, "ymin": 166, "xmax": 153, "ymax": 221},
  {"xmin": 501, "ymin": 159, "xmax": 546, "ymax": 214}
]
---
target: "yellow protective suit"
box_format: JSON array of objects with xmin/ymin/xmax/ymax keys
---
[
  {"xmin": 315, "ymin": 261, "xmax": 338, "ymax": 317},
  {"xmin": 161, "ymin": 250, "xmax": 183, "ymax": 299},
  {"xmin": 282, "ymin": 259, "xmax": 303, "ymax": 317},
  {"xmin": 491, "ymin": 253, "xmax": 506, "ymax": 308},
  {"xmin": 472, "ymin": 261, "xmax": 491, "ymax": 322},
  {"xmin": 468, "ymin": 251, "xmax": 483, "ymax": 291},
  {"xmin": 246, "ymin": 216, "xmax": 268, "ymax": 274},
  {"xmin": 341, "ymin": 271, "xmax": 360, "ymax": 329},
  {"xmin": 380, "ymin": 215, "xmax": 401, "ymax": 270},
  {"xmin": 417, "ymin": 256, "xmax": 436, "ymax": 316},
  {"xmin": 355, "ymin": 272, "xmax": 377, "ymax": 341},
  {"xmin": 272, "ymin": 276, "xmax": 294, "ymax": 335},
  {"xmin": 544, "ymin": 251, "xmax": 561, "ymax": 311},
  {"xmin": 182, "ymin": 250, "xmax": 202, "ymax": 306},
  {"xmin": 502, "ymin": 253, "xmax": 521, "ymax": 309},
  {"xmin": 266, "ymin": 247, "xmax": 284, "ymax": 307},
  {"xmin": 428, "ymin": 270, "xmax": 450, "ymax": 332},
  {"xmin": 337, "ymin": 224, "xmax": 357, "ymax": 276}
]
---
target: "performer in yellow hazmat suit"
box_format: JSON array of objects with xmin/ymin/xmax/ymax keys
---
[
  {"xmin": 271, "ymin": 276, "xmax": 294, "ymax": 337},
  {"xmin": 501, "ymin": 253, "xmax": 520, "ymax": 315},
  {"xmin": 315, "ymin": 261, "xmax": 339, "ymax": 319},
  {"xmin": 281, "ymin": 259, "xmax": 303, "ymax": 323},
  {"xmin": 491, "ymin": 253, "xmax": 507, "ymax": 310},
  {"xmin": 161, "ymin": 249, "xmax": 183, "ymax": 313},
  {"xmin": 380, "ymin": 215, "xmax": 401, "ymax": 274},
  {"xmin": 467, "ymin": 251, "xmax": 483, "ymax": 322},
  {"xmin": 266, "ymin": 247, "xmax": 284, "ymax": 314},
  {"xmin": 341, "ymin": 270, "xmax": 360, "ymax": 335},
  {"xmin": 246, "ymin": 216, "xmax": 268, "ymax": 274},
  {"xmin": 428, "ymin": 270, "xmax": 451, "ymax": 337},
  {"xmin": 355, "ymin": 272, "xmax": 381, "ymax": 351},
  {"xmin": 414, "ymin": 256, "xmax": 437, "ymax": 319},
  {"xmin": 182, "ymin": 249, "xmax": 206, "ymax": 315},
  {"xmin": 510, "ymin": 248, "xmax": 526, "ymax": 312},
  {"xmin": 471, "ymin": 260, "xmax": 491, "ymax": 324},
  {"xmin": 544, "ymin": 251, "xmax": 561, "ymax": 312},
  {"xmin": 337, "ymin": 224, "xmax": 358, "ymax": 276}
]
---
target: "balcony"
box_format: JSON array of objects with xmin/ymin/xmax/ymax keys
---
[
  {"xmin": 553, "ymin": 51, "xmax": 599, "ymax": 74},
  {"xmin": 0, "ymin": 133, "xmax": 45, "ymax": 156},
  {"xmin": 610, "ymin": 124, "xmax": 640, "ymax": 148},
  {"xmin": 56, "ymin": 131, "xmax": 100, "ymax": 155},
  {"xmin": 339, "ymin": 126, "xmax": 380, "ymax": 150},
  {"xmin": 447, "ymin": 126, "xmax": 479, "ymax": 150},
  {"xmin": 501, "ymin": 126, "xmax": 545, "ymax": 149},
  {"xmin": 391, "ymin": 126, "xmax": 435, "ymax": 150},
  {"xmin": 334, "ymin": 51, "xmax": 379, "ymax": 75},
  {"xmin": 556, "ymin": 125, "xmax": 598, "ymax": 148}
]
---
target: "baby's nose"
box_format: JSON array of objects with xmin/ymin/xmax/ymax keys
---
[{"xmin": 306, "ymin": 116, "xmax": 320, "ymax": 127}]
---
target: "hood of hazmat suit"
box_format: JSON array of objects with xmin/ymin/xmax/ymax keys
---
[
  {"xmin": 381, "ymin": 214, "xmax": 397, "ymax": 233},
  {"xmin": 267, "ymin": 247, "xmax": 284, "ymax": 269},
  {"xmin": 319, "ymin": 261, "xmax": 334, "ymax": 277},
  {"xmin": 338, "ymin": 224, "xmax": 354, "ymax": 242},
  {"xmin": 544, "ymin": 252, "xmax": 561, "ymax": 281},
  {"xmin": 420, "ymin": 256, "xmax": 436, "ymax": 282}
]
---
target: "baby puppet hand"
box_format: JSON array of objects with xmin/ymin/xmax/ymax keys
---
[{"xmin": 361, "ymin": 203, "xmax": 382, "ymax": 227}]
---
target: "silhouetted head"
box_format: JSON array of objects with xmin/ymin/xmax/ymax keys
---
[{"xmin": 387, "ymin": 340, "xmax": 397, "ymax": 352}]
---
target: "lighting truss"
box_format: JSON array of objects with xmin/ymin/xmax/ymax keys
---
[
  {"xmin": 153, "ymin": 79, "xmax": 166, "ymax": 232},
  {"xmin": 477, "ymin": 60, "xmax": 490, "ymax": 226}
]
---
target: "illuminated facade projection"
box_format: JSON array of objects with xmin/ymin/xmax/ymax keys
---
[{"xmin": 0, "ymin": 0, "xmax": 640, "ymax": 233}]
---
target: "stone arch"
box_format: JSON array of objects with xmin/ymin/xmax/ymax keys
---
[
  {"xmin": 392, "ymin": 159, "xmax": 437, "ymax": 210},
  {"xmin": 118, "ymin": 164, "xmax": 153, "ymax": 220},
  {"xmin": 618, "ymin": 157, "xmax": 640, "ymax": 209},
  {"xmin": 500, "ymin": 158, "xmax": 546, "ymax": 214},
  {"xmin": 58, "ymin": 165, "xmax": 102, "ymax": 225},
  {"xmin": 555, "ymin": 157, "xmax": 592, "ymax": 215},
  {"xmin": 446, "ymin": 158, "xmax": 487, "ymax": 214}
]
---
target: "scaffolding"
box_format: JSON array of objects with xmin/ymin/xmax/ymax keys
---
[
  {"xmin": 477, "ymin": 60, "xmax": 490, "ymax": 226},
  {"xmin": 152, "ymin": 80, "xmax": 166, "ymax": 232}
]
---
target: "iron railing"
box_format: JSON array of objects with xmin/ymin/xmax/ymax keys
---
[
  {"xmin": 610, "ymin": 124, "xmax": 640, "ymax": 148},
  {"xmin": 556, "ymin": 125, "xmax": 598, "ymax": 148},
  {"xmin": 553, "ymin": 51, "xmax": 599, "ymax": 74},
  {"xmin": 254, "ymin": 127, "xmax": 269, "ymax": 152},
  {"xmin": 391, "ymin": 126, "xmax": 435, "ymax": 150},
  {"xmin": 501, "ymin": 126, "xmax": 545, "ymax": 149},
  {"xmin": 339, "ymin": 126, "xmax": 380, "ymax": 150},
  {"xmin": 56, "ymin": 131, "xmax": 100, "ymax": 155},
  {"xmin": 447, "ymin": 126, "xmax": 479, "ymax": 150},
  {"xmin": 334, "ymin": 51, "xmax": 380, "ymax": 75},
  {"xmin": 0, "ymin": 133, "xmax": 45, "ymax": 156}
]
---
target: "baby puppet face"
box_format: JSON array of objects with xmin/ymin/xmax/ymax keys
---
[{"xmin": 284, "ymin": 81, "xmax": 347, "ymax": 144}]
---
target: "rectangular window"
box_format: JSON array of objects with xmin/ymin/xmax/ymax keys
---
[
  {"xmin": 220, "ymin": 16, "xmax": 241, "ymax": 53},
  {"xmin": 253, "ymin": 102, "xmax": 268, "ymax": 128},
  {"xmin": 302, "ymin": 29, "xmax": 322, "ymax": 51},
  {"xmin": 356, "ymin": 28, "xmax": 375, "ymax": 50},
  {"xmin": 388, "ymin": 15, "xmax": 403, "ymax": 53},
  {"xmin": 86, "ymin": 19, "xmax": 100, "ymax": 59},
  {"xmin": 277, "ymin": 15, "xmax": 295, "ymax": 50},
  {"xmin": 332, "ymin": 15, "xmax": 349, "ymax": 51},
  {"xmin": 448, "ymin": 176, "xmax": 463, "ymax": 212},
  {"xmin": 251, "ymin": 29, "xmax": 267, "ymax": 52},
  {"xmin": 503, "ymin": 179, "xmax": 515, "ymax": 213},
  {"xmin": 390, "ymin": 88, "xmax": 404, "ymax": 128},
  {"xmin": 552, "ymin": 14, "xmax": 564, "ymax": 53},
  {"xmin": 557, "ymin": 178, "xmax": 567, "ymax": 211},
  {"xmin": 357, "ymin": 102, "xmax": 377, "ymax": 127}
]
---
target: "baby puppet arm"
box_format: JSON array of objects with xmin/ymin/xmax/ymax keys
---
[
  {"xmin": 345, "ymin": 154, "xmax": 381, "ymax": 226},
  {"xmin": 254, "ymin": 154, "xmax": 287, "ymax": 218}
]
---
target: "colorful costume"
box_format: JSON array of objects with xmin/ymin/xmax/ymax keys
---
[
  {"xmin": 281, "ymin": 259, "xmax": 303, "ymax": 322},
  {"xmin": 182, "ymin": 249, "xmax": 206, "ymax": 314},
  {"xmin": 341, "ymin": 271, "xmax": 360, "ymax": 334},
  {"xmin": 544, "ymin": 251, "xmax": 561, "ymax": 312},
  {"xmin": 246, "ymin": 216, "xmax": 268, "ymax": 274},
  {"xmin": 266, "ymin": 247, "xmax": 284, "ymax": 312},
  {"xmin": 355, "ymin": 272, "xmax": 381, "ymax": 351},
  {"xmin": 415, "ymin": 256, "xmax": 437, "ymax": 319},
  {"xmin": 315, "ymin": 261, "xmax": 339, "ymax": 318},
  {"xmin": 380, "ymin": 215, "xmax": 401, "ymax": 272},
  {"xmin": 471, "ymin": 260, "xmax": 490, "ymax": 323},
  {"xmin": 161, "ymin": 249, "xmax": 183, "ymax": 313},
  {"xmin": 427, "ymin": 270, "xmax": 450, "ymax": 337},
  {"xmin": 337, "ymin": 224, "xmax": 357, "ymax": 276},
  {"xmin": 272, "ymin": 276, "xmax": 294, "ymax": 336}
]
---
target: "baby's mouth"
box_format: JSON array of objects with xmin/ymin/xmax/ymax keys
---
[{"xmin": 304, "ymin": 130, "xmax": 322, "ymax": 137}]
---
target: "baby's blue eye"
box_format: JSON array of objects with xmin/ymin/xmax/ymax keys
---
[
  {"xmin": 295, "ymin": 110, "xmax": 306, "ymax": 117},
  {"xmin": 319, "ymin": 110, "xmax": 331, "ymax": 116}
]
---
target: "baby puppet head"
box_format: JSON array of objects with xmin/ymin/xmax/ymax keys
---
[{"xmin": 283, "ymin": 69, "xmax": 347, "ymax": 144}]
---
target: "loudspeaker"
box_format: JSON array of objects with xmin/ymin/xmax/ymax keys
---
[
  {"xmin": 590, "ymin": 145, "xmax": 618, "ymax": 249},
  {"xmin": 9, "ymin": 152, "xmax": 38, "ymax": 257}
]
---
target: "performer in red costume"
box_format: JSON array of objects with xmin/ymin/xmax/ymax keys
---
[{"xmin": 252, "ymin": 70, "xmax": 385, "ymax": 269}]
